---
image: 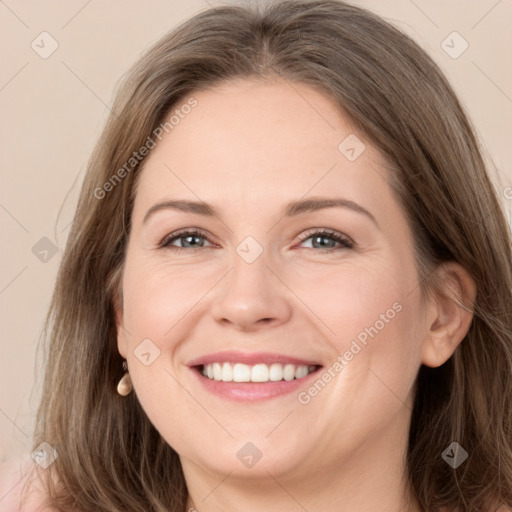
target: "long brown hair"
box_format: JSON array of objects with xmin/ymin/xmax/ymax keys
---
[{"xmin": 27, "ymin": 1, "xmax": 511, "ymax": 510}]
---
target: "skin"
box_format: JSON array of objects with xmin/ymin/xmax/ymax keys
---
[{"xmin": 114, "ymin": 77, "xmax": 476, "ymax": 512}]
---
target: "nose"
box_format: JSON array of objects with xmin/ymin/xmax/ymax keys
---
[{"xmin": 210, "ymin": 246, "xmax": 292, "ymax": 332}]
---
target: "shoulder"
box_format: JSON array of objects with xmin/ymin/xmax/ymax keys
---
[{"xmin": 0, "ymin": 455, "xmax": 54, "ymax": 512}]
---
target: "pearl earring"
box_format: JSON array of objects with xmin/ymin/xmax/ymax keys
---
[{"xmin": 117, "ymin": 360, "xmax": 133, "ymax": 396}]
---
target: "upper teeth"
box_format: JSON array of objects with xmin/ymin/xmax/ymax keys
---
[{"xmin": 201, "ymin": 362, "xmax": 316, "ymax": 382}]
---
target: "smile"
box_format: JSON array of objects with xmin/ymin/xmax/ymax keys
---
[
  {"xmin": 187, "ymin": 350, "xmax": 324, "ymax": 401},
  {"xmin": 200, "ymin": 362, "xmax": 319, "ymax": 382}
]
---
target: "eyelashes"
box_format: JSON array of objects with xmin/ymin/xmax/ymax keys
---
[
  {"xmin": 159, "ymin": 227, "xmax": 355, "ymax": 253},
  {"xmin": 295, "ymin": 228, "xmax": 354, "ymax": 250},
  {"xmin": 159, "ymin": 228, "xmax": 212, "ymax": 251}
]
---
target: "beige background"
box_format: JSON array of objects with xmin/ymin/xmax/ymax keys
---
[{"xmin": 1, "ymin": 0, "xmax": 511, "ymax": 463}]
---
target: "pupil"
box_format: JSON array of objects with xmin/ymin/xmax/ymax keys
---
[
  {"xmin": 313, "ymin": 235, "xmax": 334, "ymax": 248},
  {"xmin": 184, "ymin": 235, "xmax": 203, "ymax": 247},
  {"xmin": 181, "ymin": 235, "xmax": 337, "ymax": 248}
]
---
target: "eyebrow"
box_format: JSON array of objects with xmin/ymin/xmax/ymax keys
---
[{"xmin": 143, "ymin": 197, "xmax": 379, "ymax": 227}]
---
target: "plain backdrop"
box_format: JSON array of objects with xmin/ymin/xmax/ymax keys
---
[{"xmin": 1, "ymin": 0, "xmax": 511, "ymax": 463}]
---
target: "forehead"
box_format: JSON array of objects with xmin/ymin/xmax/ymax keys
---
[{"xmin": 133, "ymin": 78, "xmax": 392, "ymax": 214}]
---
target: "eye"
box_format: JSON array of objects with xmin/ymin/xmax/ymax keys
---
[
  {"xmin": 159, "ymin": 227, "xmax": 355, "ymax": 252},
  {"xmin": 296, "ymin": 229, "xmax": 354, "ymax": 251},
  {"xmin": 160, "ymin": 228, "xmax": 214, "ymax": 251}
]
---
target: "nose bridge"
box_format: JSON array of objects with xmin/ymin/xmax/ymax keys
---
[
  {"xmin": 210, "ymin": 234, "xmax": 292, "ymax": 329},
  {"xmin": 228, "ymin": 233, "xmax": 274, "ymax": 302},
  {"xmin": 231, "ymin": 235, "xmax": 269, "ymax": 287}
]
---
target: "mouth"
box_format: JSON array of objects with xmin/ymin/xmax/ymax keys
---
[
  {"xmin": 195, "ymin": 362, "xmax": 322, "ymax": 383},
  {"xmin": 187, "ymin": 351, "xmax": 324, "ymax": 401}
]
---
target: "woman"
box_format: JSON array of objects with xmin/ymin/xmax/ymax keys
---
[{"xmin": 2, "ymin": 0, "xmax": 511, "ymax": 510}]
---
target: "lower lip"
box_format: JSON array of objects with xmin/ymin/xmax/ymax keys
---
[{"xmin": 189, "ymin": 366, "xmax": 322, "ymax": 401}]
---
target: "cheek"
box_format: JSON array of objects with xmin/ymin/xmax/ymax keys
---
[
  {"xmin": 336, "ymin": 282, "xmax": 422, "ymax": 418},
  {"xmin": 288, "ymin": 256, "xmax": 411, "ymax": 346},
  {"xmin": 290, "ymin": 256, "xmax": 422, "ymax": 398},
  {"xmin": 122, "ymin": 259, "xmax": 215, "ymax": 338},
  {"xmin": 119, "ymin": 261, "xmax": 205, "ymax": 436}
]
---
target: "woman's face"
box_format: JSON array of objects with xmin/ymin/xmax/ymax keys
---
[{"xmin": 116, "ymin": 78, "xmax": 429, "ymax": 484}]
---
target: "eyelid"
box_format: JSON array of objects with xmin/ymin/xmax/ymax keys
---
[
  {"xmin": 159, "ymin": 227, "xmax": 214, "ymax": 248},
  {"xmin": 159, "ymin": 226, "xmax": 355, "ymax": 251},
  {"xmin": 295, "ymin": 227, "xmax": 354, "ymax": 248}
]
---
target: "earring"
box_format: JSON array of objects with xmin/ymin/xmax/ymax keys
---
[{"xmin": 117, "ymin": 360, "xmax": 133, "ymax": 396}]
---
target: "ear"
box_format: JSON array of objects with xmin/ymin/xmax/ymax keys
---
[{"xmin": 421, "ymin": 262, "xmax": 477, "ymax": 368}]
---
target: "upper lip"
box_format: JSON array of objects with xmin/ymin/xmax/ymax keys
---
[{"xmin": 187, "ymin": 350, "xmax": 323, "ymax": 367}]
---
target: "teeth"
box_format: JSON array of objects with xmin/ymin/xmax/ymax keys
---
[
  {"xmin": 283, "ymin": 364, "xmax": 295, "ymax": 381},
  {"xmin": 222, "ymin": 362, "xmax": 233, "ymax": 382},
  {"xmin": 233, "ymin": 363, "xmax": 251, "ymax": 382},
  {"xmin": 269, "ymin": 363, "xmax": 283, "ymax": 381},
  {"xmin": 213, "ymin": 363, "xmax": 222, "ymax": 381},
  {"xmin": 201, "ymin": 362, "xmax": 317, "ymax": 382},
  {"xmin": 251, "ymin": 363, "xmax": 268, "ymax": 382}
]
